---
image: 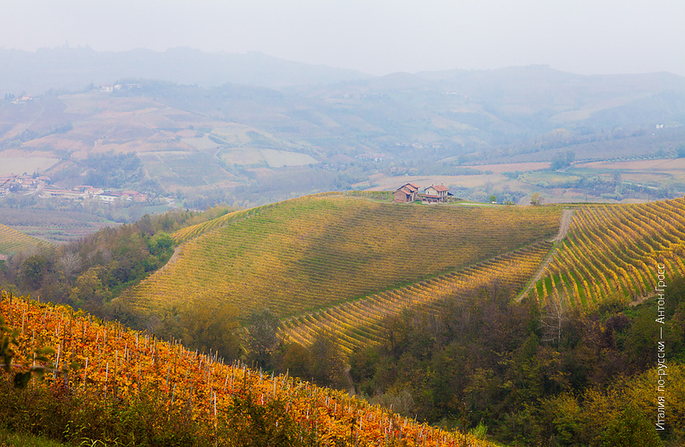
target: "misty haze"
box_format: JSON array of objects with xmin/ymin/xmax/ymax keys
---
[{"xmin": 0, "ymin": 2, "xmax": 684, "ymax": 446}]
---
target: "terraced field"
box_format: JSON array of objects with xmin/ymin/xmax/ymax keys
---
[
  {"xmin": 0, "ymin": 223, "xmax": 50, "ymax": 256},
  {"xmin": 281, "ymin": 241, "xmax": 552, "ymax": 353},
  {"xmin": 121, "ymin": 194, "xmax": 561, "ymax": 321},
  {"xmin": 530, "ymin": 197, "xmax": 685, "ymax": 306}
]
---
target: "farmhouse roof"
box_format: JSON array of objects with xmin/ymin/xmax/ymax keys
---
[
  {"xmin": 432, "ymin": 184, "xmax": 449, "ymax": 192},
  {"xmin": 397, "ymin": 182, "xmax": 419, "ymax": 193}
]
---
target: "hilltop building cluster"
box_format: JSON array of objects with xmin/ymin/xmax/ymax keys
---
[
  {"xmin": 0, "ymin": 175, "xmax": 148, "ymax": 202},
  {"xmin": 393, "ymin": 182, "xmax": 451, "ymax": 203}
]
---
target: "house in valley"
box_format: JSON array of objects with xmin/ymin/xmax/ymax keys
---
[{"xmin": 393, "ymin": 183, "xmax": 420, "ymax": 203}]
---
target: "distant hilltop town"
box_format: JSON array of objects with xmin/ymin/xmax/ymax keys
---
[
  {"xmin": 0, "ymin": 174, "xmax": 148, "ymax": 202},
  {"xmin": 99, "ymin": 83, "xmax": 142, "ymax": 93}
]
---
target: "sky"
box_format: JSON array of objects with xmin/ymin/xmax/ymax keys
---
[{"xmin": 2, "ymin": 0, "xmax": 684, "ymax": 77}]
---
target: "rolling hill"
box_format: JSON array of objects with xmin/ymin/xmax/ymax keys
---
[
  {"xmin": 117, "ymin": 193, "xmax": 561, "ymax": 351},
  {"xmin": 2, "ymin": 54, "xmax": 685, "ymax": 207}
]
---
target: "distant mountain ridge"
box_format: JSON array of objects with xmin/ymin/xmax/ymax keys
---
[{"xmin": 0, "ymin": 46, "xmax": 372, "ymax": 95}]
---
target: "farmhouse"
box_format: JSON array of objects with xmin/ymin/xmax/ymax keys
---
[
  {"xmin": 422, "ymin": 184, "xmax": 450, "ymax": 203},
  {"xmin": 393, "ymin": 183, "xmax": 420, "ymax": 203}
]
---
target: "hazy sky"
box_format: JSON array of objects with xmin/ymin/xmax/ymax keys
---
[{"xmin": 2, "ymin": 0, "xmax": 684, "ymax": 76}]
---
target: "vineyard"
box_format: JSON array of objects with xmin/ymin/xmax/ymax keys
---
[
  {"xmin": 281, "ymin": 241, "xmax": 552, "ymax": 353},
  {"xmin": 0, "ymin": 293, "xmax": 497, "ymax": 446},
  {"xmin": 122, "ymin": 194, "xmax": 561, "ymax": 321},
  {"xmin": 530, "ymin": 196, "xmax": 685, "ymax": 306},
  {"xmin": 0, "ymin": 223, "xmax": 50, "ymax": 256}
]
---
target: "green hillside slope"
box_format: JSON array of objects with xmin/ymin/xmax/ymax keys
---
[
  {"xmin": 119, "ymin": 194, "xmax": 561, "ymax": 323},
  {"xmin": 0, "ymin": 223, "xmax": 50, "ymax": 256}
]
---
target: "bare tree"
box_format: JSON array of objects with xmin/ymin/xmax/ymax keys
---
[
  {"xmin": 58, "ymin": 251, "xmax": 81, "ymax": 276},
  {"xmin": 540, "ymin": 293, "xmax": 569, "ymax": 344}
]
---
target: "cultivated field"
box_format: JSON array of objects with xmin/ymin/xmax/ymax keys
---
[
  {"xmin": 0, "ymin": 222, "xmax": 50, "ymax": 255},
  {"xmin": 281, "ymin": 241, "xmax": 552, "ymax": 352},
  {"xmin": 0, "ymin": 208, "xmax": 118, "ymax": 244},
  {"xmin": 121, "ymin": 194, "xmax": 561, "ymax": 322},
  {"xmin": 1, "ymin": 294, "xmax": 496, "ymax": 446},
  {"xmin": 530, "ymin": 197, "xmax": 685, "ymax": 306}
]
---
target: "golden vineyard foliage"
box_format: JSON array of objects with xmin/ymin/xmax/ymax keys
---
[
  {"xmin": 281, "ymin": 241, "xmax": 552, "ymax": 352},
  {"xmin": 0, "ymin": 223, "xmax": 49, "ymax": 256},
  {"xmin": 121, "ymin": 194, "xmax": 561, "ymax": 320},
  {"xmin": 0, "ymin": 293, "xmax": 497, "ymax": 446},
  {"xmin": 532, "ymin": 197, "xmax": 685, "ymax": 306}
]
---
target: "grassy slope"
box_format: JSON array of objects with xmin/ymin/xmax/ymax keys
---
[
  {"xmin": 0, "ymin": 223, "xmax": 50, "ymax": 256},
  {"xmin": 532, "ymin": 197, "xmax": 685, "ymax": 306},
  {"xmin": 120, "ymin": 194, "xmax": 561, "ymax": 321}
]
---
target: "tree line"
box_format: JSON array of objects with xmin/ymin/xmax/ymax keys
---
[{"xmin": 347, "ymin": 279, "xmax": 685, "ymax": 446}]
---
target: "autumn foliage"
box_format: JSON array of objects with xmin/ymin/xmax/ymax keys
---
[
  {"xmin": 0, "ymin": 292, "xmax": 496, "ymax": 446},
  {"xmin": 531, "ymin": 197, "xmax": 685, "ymax": 307}
]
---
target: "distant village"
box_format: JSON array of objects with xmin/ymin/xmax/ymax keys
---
[
  {"xmin": 394, "ymin": 182, "xmax": 451, "ymax": 203},
  {"xmin": 0, "ymin": 174, "xmax": 149, "ymax": 203}
]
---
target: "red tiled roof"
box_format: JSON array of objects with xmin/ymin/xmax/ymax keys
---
[
  {"xmin": 433, "ymin": 184, "xmax": 449, "ymax": 192},
  {"xmin": 396, "ymin": 183, "xmax": 418, "ymax": 194},
  {"xmin": 400, "ymin": 183, "xmax": 419, "ymax": 192}
]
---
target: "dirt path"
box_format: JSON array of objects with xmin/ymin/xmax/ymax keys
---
[
  {"xmin": 516, "ymin": 209, "xmax": 574, "ymax": 302},
  {"xmin": 156, "ymin": 245, "xmax": 182, "ymax": 276}
]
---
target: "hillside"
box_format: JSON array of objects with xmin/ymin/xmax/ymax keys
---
[
  {"xmin": 530, "ymin": 196, "xmax": 685, "ymax": 306},
  {"xmin": 281, "ymin": 241, "xmax": 552, "ymax": 352},
  {"xmin": 0, "ymin": 293, "xmax": 495, "ymax": 446},
  {"xmin": 0, "ymin": 223, "xmax": 50, "ymax": 256},
  {"xmin": 119, "ymin": 194, "xmax": 560, "ymax": 324},
  {"xmin": 2, "ymin": 59, "xmax": 685, "ymax": 208}
]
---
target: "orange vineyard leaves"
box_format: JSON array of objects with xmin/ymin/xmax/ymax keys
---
[{"xmin": 1, "ymin": 292, "xmax": 496, "ymax": 446}]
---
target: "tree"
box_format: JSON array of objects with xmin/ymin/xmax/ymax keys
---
[
  {"xmin": 308, "ymin": 331, "xmax": 346, "ymax": 388},
  {"xmin": 19, "ymin": 255, "xmax": 51, "ymax": 290},
  {"xmin": 161, "ymin": 300, "xmax": 242, "ymax": 361},
  {"xmin": 676, "ymin": 143, "xmax": 685, "ymax": 158},
  {"xmin": 601, "ymin": 404, "xmax": 662, "ymax": 447},
  {"xmin": 540, "ymin": 295, "xmax": 569, "ymax": 344},
  {"xmin": 244, "ymin": 308, "xmax": 280, "ymax": 370},
  {"xmin": 488, "ymin": 194, "xmax": 497, "ymax": 204},
  {"xmin": 530, "ymin": 192, "xmax": 544, "ymax": 206}
]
